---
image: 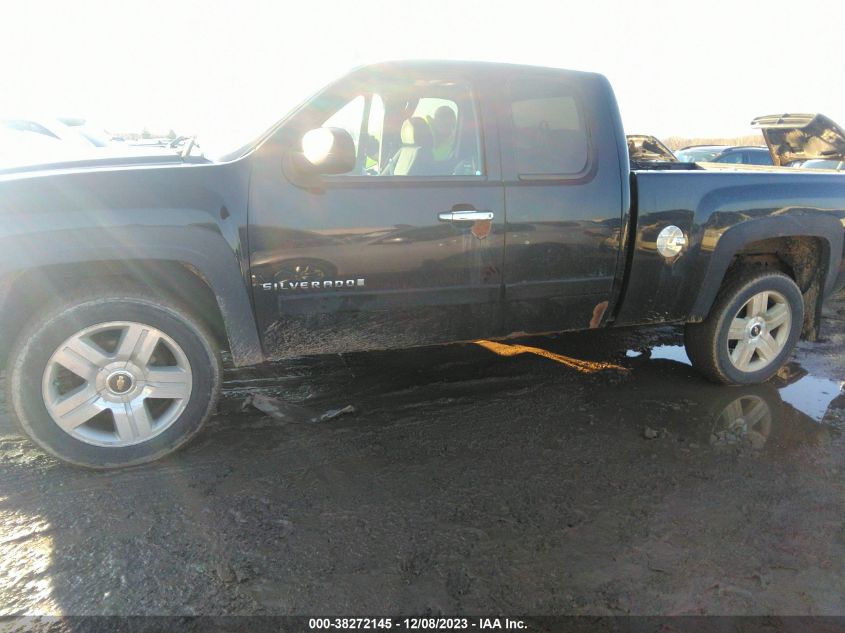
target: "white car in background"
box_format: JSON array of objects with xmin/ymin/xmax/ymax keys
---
[
  {"xmin": 1, "ymin": 116, "xmax": 114, "ymax": 167},
  {"xmin": 0, "ymin": 126, "xmax": 80, "ymax": 169},
  {"xmin": 1, "ymin": 116, "xmax": 178, "ymax": 170},
  {"xmin": 2, "ymin": 116, "xmax": 105, "ymax": 149}
]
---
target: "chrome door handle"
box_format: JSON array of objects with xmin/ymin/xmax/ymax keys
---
[{"xmin": 438, "ymin": 210, "xmax": 494, "ymax": 222}]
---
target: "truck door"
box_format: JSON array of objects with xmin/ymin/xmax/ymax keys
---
[
  {"xmin": 247, "ymin": 68, "xmax": 505, "ymax": 359},
  {"xmin": 499, "ymin": 72, "xmax": 626, "ymax": 334}
]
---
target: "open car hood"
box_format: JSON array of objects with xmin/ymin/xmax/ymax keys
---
[
  {"xmin": 752, "ymin": 113, "xmax": 845, "ymax": 166},
  {"xmin": 626, "ymin": 135, "xmax": 678, "ymax": 163}
]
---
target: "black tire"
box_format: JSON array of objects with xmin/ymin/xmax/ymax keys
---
[
  {"xmin": 685, "ymin": 271, "xmax": 804, "ymax": 385},
  {"xmin": 6, "ymin": 288, "xmax": 221, "ymax": 468}
]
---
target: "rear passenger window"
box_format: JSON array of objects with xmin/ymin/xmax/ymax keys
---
[{"xmin": 509, "ymin": 80, "xmax": 590, "ymax": 177}]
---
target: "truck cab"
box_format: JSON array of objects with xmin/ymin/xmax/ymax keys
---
[{"xmin": 248, "ymin": 62, "xmax": 628, "ymax": 357}]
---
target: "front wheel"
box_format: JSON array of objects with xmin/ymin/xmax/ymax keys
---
[
  {"xmin": 6, "ymin": 289, "xmax": 222, "ymax": 468},
  {"xmin": 685, "ymin": 271, "xmax": 804, "ymax": 385}
]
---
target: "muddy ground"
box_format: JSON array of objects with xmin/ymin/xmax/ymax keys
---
[{"xmin": 2, "ymin": 295, "xmax": 845, "ymax": 619}]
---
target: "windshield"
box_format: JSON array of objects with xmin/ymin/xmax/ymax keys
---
[
  {"xmin": 185, "ymin": 88, "xmax": 330, "ymax": 162},
  {"xmin": 186, "ymin": 119, "xmax": 280, "ymax": 161},
  {"xmin": 675, "ymin": 147, "xmax": 725, "ymax": 162}
]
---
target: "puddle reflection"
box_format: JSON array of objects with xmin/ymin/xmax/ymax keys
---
[
  {"xmin": 625, "ymin": 343, "xmax": 843, "ymax": 425},
  {"xmin": 221, "ymin": 337, "xmax": 841, "ymax": 458},
  {"xmin": 608, "ymin": 351, "xmax": 838, "ymax": 453}
]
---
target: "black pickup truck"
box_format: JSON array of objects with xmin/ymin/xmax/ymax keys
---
[{"xmin": 2, "ymin": 61, "xmax": 844, "ymax": 467}]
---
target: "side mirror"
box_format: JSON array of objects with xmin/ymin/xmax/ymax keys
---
[{"xmin": 297, "ymin": 127, "xmax": 356, "ymax": 175}]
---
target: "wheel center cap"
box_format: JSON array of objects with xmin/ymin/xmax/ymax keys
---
[
  {"xmin": 747, "ymin": 317, "xmax": 766, "ymax": 339},
  {"xmin": 107, "ymin": 371, "xmax": 135, "ymax": 394}
]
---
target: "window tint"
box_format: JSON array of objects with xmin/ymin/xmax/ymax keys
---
[
  {"xmin": 715, "ymin": 151, "xmax": 743, "ymax": 163},
  {"xmin": 316, "ymin": 80, "xmax": 483, "ymax": 178},
  {"xmin": 509, "ymin": 80, "xmax": 589, "ymax": 177},
  {"xmin": 745, "ymin": 150, "xmax": 772, "ymax": 165}
]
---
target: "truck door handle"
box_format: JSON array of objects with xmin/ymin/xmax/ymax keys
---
[{"xmin": 438, "ymin": 210, "xmax": 494, "ymax": 223}]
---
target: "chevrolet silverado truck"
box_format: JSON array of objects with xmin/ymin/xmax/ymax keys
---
[{"xmin": 2, "ymin": 61, "xmax": 845, "ymax": 468}]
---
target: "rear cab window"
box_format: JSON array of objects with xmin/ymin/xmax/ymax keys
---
[{"xmin": 507, "ymin": 78, "xmax": 591, "ymax": 179}]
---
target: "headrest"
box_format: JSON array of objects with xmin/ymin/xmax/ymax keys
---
[
  {"xmin": 434, "ymin": 105, "xmax": 456, "ymax": 126},
  {"xmin": 400, "ymin": 117, "xmax": 433, "ymax": 147}
]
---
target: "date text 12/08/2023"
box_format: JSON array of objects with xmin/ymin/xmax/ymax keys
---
[{"xmin": 307, "ymin": 617, "xmax": 527, "ymax": 630}]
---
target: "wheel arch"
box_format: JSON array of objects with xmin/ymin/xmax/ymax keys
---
[
  {"xmin": 689, "ymin": 214, "xmax": 843, "ymax": 340},
  {"xmin": 0, "ymin": 226, "xmax": 264, "ymax": 368}
]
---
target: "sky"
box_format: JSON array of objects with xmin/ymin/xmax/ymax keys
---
[{"xmin": 1, "ymin": 0, "xmax": 844, "ymax": 148}]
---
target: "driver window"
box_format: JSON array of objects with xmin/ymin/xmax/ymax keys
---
[
  {"xmin": 317, "ymin": 80, "xmax": 483, "ymax": 178},
  {"xmin": 323, "ymin": 95, "xmax": 365, "ymax": 157}
]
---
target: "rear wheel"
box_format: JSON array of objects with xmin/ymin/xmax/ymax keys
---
[
  {"xmin": 685, "ymin": 271, "xmax": 804, "ymax": 385},
  {"xmin": 6, "ymin": 289, "xmax": 221, "ymax": 468}
]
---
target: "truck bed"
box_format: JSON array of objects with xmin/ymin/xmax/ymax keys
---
[{"xmin": 616, "ymin": 167, "xmax": 845, "ymax": 328}]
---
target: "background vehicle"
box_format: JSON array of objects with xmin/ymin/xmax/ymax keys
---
[
  {"xmin": 1, "ymin": 61, "xmax": 844, "ymax": 467},
  {"xmin": 753, "ymin": 113, "xmax": 845, "ymax": 170},
  {"xmin": 1, "ymin": 116, "xmax": 178, "ymax": 170},
  {"xmin": 0, "ymin": 126, "xmax": 80, "ymax": 170},
  {"xmin": 792, "ymin": 159, "xmax": 845, "ymax": 170},
  {"xmin": 2, "ymin": 116, "xmax": 108, "ymax": 150},
  {"xmin": 626, "ymin": 134, "xmax": 677, "ymax": 163},
  {"xmin": 675, "ymin": 144, "xmax": 773, "ymax": 165},
  {"xmin": 127, "ymin": 138, "xmax": 177, "ymax": 149},
  {"xmin": 57, "ymin": 117, "xmax": 114, "ymax": 148}
]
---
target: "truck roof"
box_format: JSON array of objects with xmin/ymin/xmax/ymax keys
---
[{"xmin": 348, "ymin": 59, "xmax": 602, "ymax": 79}]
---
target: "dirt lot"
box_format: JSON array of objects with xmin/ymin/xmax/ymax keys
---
[{"xmin": 2, "ymin": 295, "xmax": 845, "ymax": 618}]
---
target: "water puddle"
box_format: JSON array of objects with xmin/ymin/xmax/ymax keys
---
[
  {"xmin": 628, "ymin": 344, "xmax": 843, "ymax": 423},
  {"xmin": 217, "ymin": 336, "xmax": 841, "ymax": 456},
  {"xmin": 627, "ymin": 345, "xmax": 691, "ymax": 364},
  {"xmin": 778, "ymin": 374, "xmax": 844, "ymax": 421}
]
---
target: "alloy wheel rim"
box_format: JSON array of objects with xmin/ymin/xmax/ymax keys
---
[
  {"xmin": 726, "ymin": 290, "xmax": 791, "ymax": 373},
  {"xmin": 41, "ymin": 321, "xmax": 193, "ymax": 447}
]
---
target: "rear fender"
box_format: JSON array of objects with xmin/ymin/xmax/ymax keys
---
[{"xmin": 690, "ymin": 212, "xmax": 843, "ymax": 321}]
